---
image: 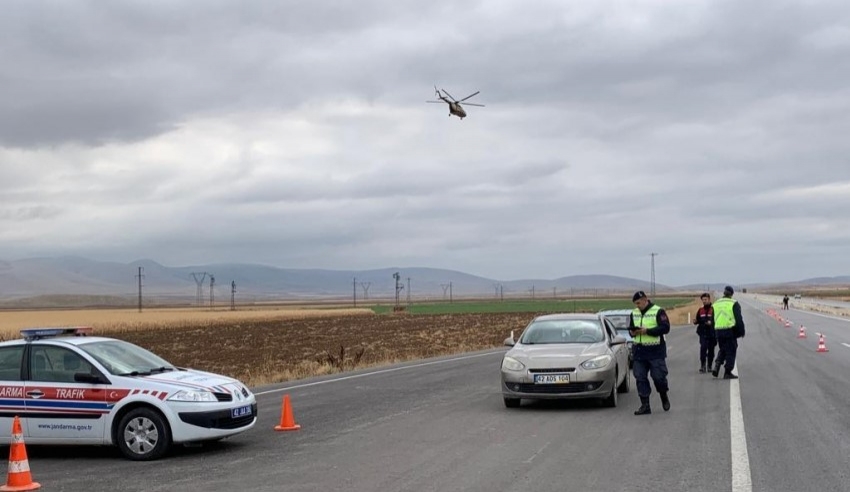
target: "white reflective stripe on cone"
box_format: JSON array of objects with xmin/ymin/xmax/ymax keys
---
[
  {"xmin": 8, "ymin": 460, "xmax": 30, "ymax": 473},
  {"xmin": 11, "ymin": 433, "xmax": 23, "ymax": 443}
]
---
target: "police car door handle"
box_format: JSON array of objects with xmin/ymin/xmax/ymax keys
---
[{"xmin": 26, "ymin": 390, "xmax": 44, "ymax": 398}]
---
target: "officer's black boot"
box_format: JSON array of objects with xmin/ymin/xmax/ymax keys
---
[
  {"xmin": 699, "ymin": 361, "xmax": 706, "ymax": 373},
  {"xmin": 723, "ymin": 369, "xmax": 739, "ymax": 379},
  {"xmin": 711, "ymin": 361, "xmax": 721, "ymax": 378},
  {"xmin": 634, "ymin": 396, "xmax": 651, "ymax": 415},
  {"xmin": 660, "ymin": 391, "xmax": 671, "ymax": 411}
]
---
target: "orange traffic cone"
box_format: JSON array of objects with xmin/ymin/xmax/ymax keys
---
[
  {"xmin": 785, "ymin": 320, "xmax": 791, "ymax": 328},
  {"xmin": 1, "ymin": 416, "xmax": 40, "ymax": 491},
  {"xmin": 274, "ymin": 394, "xmax": 301, "ymax": 431},
  {"xmin": 798, "ymin": 325, "xmax": 807, "ymax": 339},
  {"xmin": 816, "ymin": 333, "xmax": 829, "ymax": 353}
]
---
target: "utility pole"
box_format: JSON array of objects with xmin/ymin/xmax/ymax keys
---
[
  {"xmin": 493, "ymin": 283, "xmax": 500, "ymax": 299},
  {"xmin": 393, "ymin": 272, "xmax": 403, "ymax": 308},
  {"xmin": 650, "ymin": 253, "xmax": 658, "ymax": 297},
  {"xmin": 209, "ymin": 275, "xmax": 215, "ymax": 309},
  {"xmin": 450, "ymin": 282, "xmax": 453, "ymax": 303},
  {"xmin": 353, "ymin": 277, "xmax": 357, "ymax": 307},
  {"xmin": 407, "ymin": 277, "xmax": 411, "ymax": 306},
  {"xmin": 441, "ymin": 283, "xmax": 450, "ymax": 300},
  {"xmin": 500, "ymin": 285, "xmax": 504, "ymax": 301},
  {"xmin": 230, "ymin": 281, "xmax": 236, "ymax": 311},
  {"xmin": 553, "ymin": 287, "xmax": 556, "ymax": 300},
  {"xmin": 135, "ymin": 267, "xmax": 145, "ymax": 313},
  {"xmin": 191, "ymin": 272, "xmax": 208, "ymax": 308}
]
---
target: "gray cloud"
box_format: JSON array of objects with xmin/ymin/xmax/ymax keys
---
[{"xmin": 1, "ymin": 0, "xmax": 850, "ymax": 286}]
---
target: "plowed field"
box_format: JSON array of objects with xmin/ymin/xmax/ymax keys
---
[{"xmin": 101, "ymin": 312, "xmax": 535, "ymax": 386}]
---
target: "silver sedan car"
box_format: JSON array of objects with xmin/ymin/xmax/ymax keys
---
[{"xmin": 500, "ymin": 313, "xmax": 631, "ymax": 408}]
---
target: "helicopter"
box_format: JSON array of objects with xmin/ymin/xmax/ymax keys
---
[{"xmin": 426, "ymin": 86, "xmax": 485, "ymax": 119}]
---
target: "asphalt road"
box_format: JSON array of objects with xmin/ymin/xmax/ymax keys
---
[
  {"xmin": 9, "ymin": 298, "xmax": 850, "ymax": 492},
  {"xmin": 754, "ymin": 293, "xmax": 850, "ymax": 314}
]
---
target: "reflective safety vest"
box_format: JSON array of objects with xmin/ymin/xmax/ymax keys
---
[
  {"xmin": 713, "ymin": 297, "xmax": 736, "ymax": 330},
  {"xmin": 632, "ymin": 304, "xmax": 662, "ymax": 345}
]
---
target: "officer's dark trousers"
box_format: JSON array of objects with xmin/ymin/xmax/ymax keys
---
[
  {"xmin": 715, "ymin": 336, "xmax": 738, "ymax": 372},
  {"xmin": 699, "ymin": 335, "xmax": 716, "ymax": 366},
  {"xmin": 632, "ymin": 358, "xmax": 668, "ymax": 398}
]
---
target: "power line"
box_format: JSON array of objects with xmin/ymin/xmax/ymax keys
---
[
  {"xmin": 190, "ymin": 272, "xmax": 208, "ymax": 307},
  {"xmin": 359, "ymin": 282, "xmax": 371, "ymax": 300}
]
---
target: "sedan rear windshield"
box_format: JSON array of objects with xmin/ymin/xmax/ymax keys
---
[
  {"xmin": 78, "ymin": 340, "xmax": 176, "ymax": 376},
  {"xmin": 520, "ymin": 320, "xmax": 605, "ymax": 344}
]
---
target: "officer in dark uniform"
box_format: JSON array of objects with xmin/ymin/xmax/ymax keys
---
[
  {"xmin": 693, "ymin": 293, "xmax": 716, "ymax": 373},
  {"xmin": 712, "ymin": 286, "xmax": 746, "ymax": 379},
  {"xmin": 628, "ymin": 291, "xmax": 671, "ymax": 415}
]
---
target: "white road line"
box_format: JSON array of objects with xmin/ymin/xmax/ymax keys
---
[
  {"xmin": 788, "ymin": 309, "xmax": 850, "ymax": 323},
  {"xmin": 841, "ymin": 343, "xmax": 850, "ymax": 349},
  {"xmin": 254, "ymin": 350, "xmax": 504, "ymax": 396},
  {"xmin": 730, "ymin": 363, "xmax": 752, "ymax": 492},
  {"xmin": 524, "ymin": 441, "xmax": 551, "ymax": 464}
]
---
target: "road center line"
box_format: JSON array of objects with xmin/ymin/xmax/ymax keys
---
[
  {"xmin": 254, "ymin": 350, "xmax": 504, "ymax": 396},
  {"xmin": 730, "ymin": 363, "xmax": 752, "ymax": 492},
  {"xmin": 841, "ymin": 343, "xmax": 850, "ymax": 349}
]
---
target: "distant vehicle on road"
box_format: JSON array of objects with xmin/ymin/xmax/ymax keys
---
[{"xmin": 500, "ymin": 313, "xmax": 630, "ymax": 409}]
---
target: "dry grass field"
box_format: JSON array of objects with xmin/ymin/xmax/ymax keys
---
[
  {"xmin": 0, "ymin": 306, "xmax": 373, "ymax": 336},
  {"xmin": 0, "ymin": 299, "xmax": 701, "ymax": 387}
]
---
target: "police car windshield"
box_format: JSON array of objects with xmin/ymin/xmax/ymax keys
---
[
  {"xmin": 519, "ymin": 320, "xmax": 604, "ymax": 344},
  {"xmin": 78, "ymin": 340, "xmax": 175, "ymax": 376}
]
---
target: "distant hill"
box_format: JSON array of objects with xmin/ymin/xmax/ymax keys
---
[
  {"xmin": 3, "ymin": 256, "xmax": 843, "ymax": 307},
  {"xmin": 0, "ymin": 256, "xmax": 671, "ymax": 304}
]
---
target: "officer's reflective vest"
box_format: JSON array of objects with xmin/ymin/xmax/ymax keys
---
[
  {"xmin": 631, "ymin": 304, "xmax": 661, "ymax": 345},
  {"xmin": 713, "ymin": 297, "xmax": 736, "ymax": 330}
]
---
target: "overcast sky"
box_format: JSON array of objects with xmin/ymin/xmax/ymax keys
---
[{"xmin": 2, "ymin": 0, "xmax": 849, "ymax": 287}]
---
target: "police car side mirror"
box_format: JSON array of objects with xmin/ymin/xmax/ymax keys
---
[
  {"xmin": 504, "ymin": 330, "xmax": 516, "ymax": 347},
  {"xmin": 74, "ymin": 372, "xmax": 108, "ymax": 385}
]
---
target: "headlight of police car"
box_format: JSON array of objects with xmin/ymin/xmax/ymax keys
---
[
  {"xmin": 580, "ymin": 355, "xmax": 613, "ymax": 370},
  {"xmin": 501, "ymin": 356, "xmax": 525, "ymax": 371},
  {"xmin": 167, "ymin": 390, "xmax": 218, "ymax": 402}
]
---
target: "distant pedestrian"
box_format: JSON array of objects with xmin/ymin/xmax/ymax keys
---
[
  {"xmin": 629, "ymin": 291, "xmax": 671, "ymax": 415},
  {"xmin": 712, "ymin": 286, "xmax": 746, "ymax": 379},
  {"xmin": 694, "ymin": 293, "xmax": 716, "ymax": 373},
  {"xmin": 782, "ymin": 295, "xmax": 789, "ymax": 310}
]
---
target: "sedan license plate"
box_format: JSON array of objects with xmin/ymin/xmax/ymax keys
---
[
  {"xmin": 231, "ymin": 405, "xmax": 252, "ymax": 419},
  {"xmin": 534, "ymin": 374, "xmax": 570, "ymax": 384}
]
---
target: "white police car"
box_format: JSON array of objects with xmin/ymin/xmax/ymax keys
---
[{"xmin": 0, "ymin": 327, "xmax": 257, "ymax": 460}]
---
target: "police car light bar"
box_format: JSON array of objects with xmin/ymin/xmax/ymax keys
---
[{"xmin": 20, "ymin": 327, "xmax": 94, "ymax": 341}]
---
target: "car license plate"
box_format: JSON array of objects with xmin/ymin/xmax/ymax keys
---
[
  {"xmin": 231, "ymin": 405, "xmax": 252, "ymax": 418},
  {"xmin": 534, "ymin": 374, "xmax": 570, "ymax": 384}
]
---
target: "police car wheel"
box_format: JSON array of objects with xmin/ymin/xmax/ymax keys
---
[{"xmin": 116, "ymin": 407, "xmax": 172, "ymax": 461}]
